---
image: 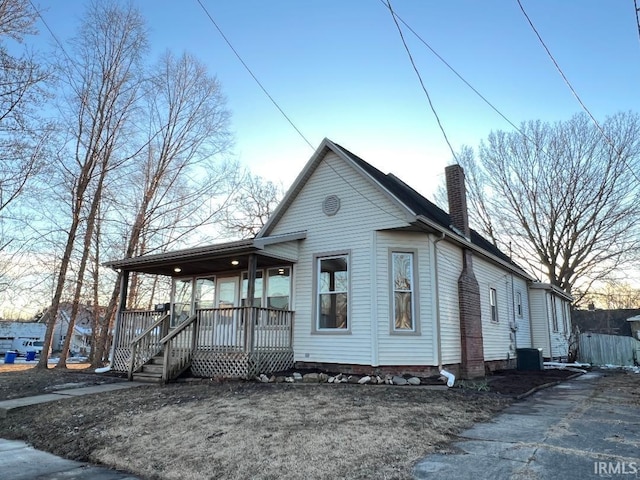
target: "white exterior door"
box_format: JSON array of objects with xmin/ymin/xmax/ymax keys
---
[{"xmin": 215, "ymin": 277, "xmax": 240, "ymax": 347}]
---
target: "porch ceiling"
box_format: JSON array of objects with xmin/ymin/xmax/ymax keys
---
[{"xmin": 105, "ymin": 241, "xmax": 291, "ymax": 277}]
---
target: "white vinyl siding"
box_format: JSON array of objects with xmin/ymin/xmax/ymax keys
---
[
  {"xmin": 549, "ymin": 293, "xmax": 570, "ymax": 359},
  {"xmin": 513, "ymin": 277, "xmax": 532, "ymax": 348},
  {"xmin": 268, "ymin": 152, "xmax": 411, "ymax": 365},
  {"xmin": 474, "ymin": 257, "xmax": 514, "ymax": 361},
  {"xmin": 529, "ymin": 286, "xmax": 571, "ymax": 359},
  {"xmin": 529, "ymin": 289, "xmax": 551, "ymax": 357},
  {"xmin": 375, "ymin": 232, "xmax": 433, "ymax": 366},
  {"xmin": 262, "ymin": 241, "xmax": 299, "ymax": 262},
  {"xmin": 436, "ymin": 242, "xmax": 462, "ymax": 364}
]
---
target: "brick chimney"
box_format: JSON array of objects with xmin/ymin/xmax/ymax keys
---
[
  {"xmin": 445, "ymin": 165, "xmax": 470, "ymax": 238},
  {"xmin": 445, "ymin": 165, "xmax": 485, "ymax": 379}
]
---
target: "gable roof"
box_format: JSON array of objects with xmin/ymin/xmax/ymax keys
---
[{"xmin": 259, "ymin": 138, "xmax": 531, "ymax": 279}]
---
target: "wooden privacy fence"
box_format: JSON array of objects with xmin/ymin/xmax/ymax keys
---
[{"xmin": 578, "ymin": 332, "xmax": 640, "ymax": 366}]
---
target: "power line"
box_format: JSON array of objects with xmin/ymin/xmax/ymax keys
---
[
  {"xmin": 383, "ymin": 0, "xmax": 459, "ymax": 164},
  {"xmin": 194, "ymin": 1, "xmax": 413, "ymax": 223},
  {"xmin": 517, "ymin": 0, "xmax": 640, "ymax": 184},
  {"xmin": 194, "ymin": 0, "xmax": 314, "ymax": 151},
  {"xmin": 379, "ymin": 0, "xmax": 521, "ymax": 135},
  {"xmin": 635, "ymin": 0, "xmax": 640, "ymax": 47}
]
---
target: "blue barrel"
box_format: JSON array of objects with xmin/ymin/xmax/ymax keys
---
[
  {"xmin": 25, "ymin": 351, "xmax": 36, "ymax": 361},
  {"xmin": 4, "ymin": 351, "xmax": 17, "ymax": 364}
]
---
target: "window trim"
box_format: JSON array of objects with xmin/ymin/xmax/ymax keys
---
[
  {"xmin": 388, "ymin": 249, "xmax": 420, "ymax": 335},
  {"xmin": 312, "ymin": 251, "xmax": 351, "ymax": 334},
  {"xmin": 551, "ymin": 295, "xmax": 559, "ymax": 332},
  {"xmin": 516, "ymin": 291, "xmax": 523, "ymax": 318},
  {"xmin": 489, "ymin": 287, "xmax": 499, "ymax": 323}
]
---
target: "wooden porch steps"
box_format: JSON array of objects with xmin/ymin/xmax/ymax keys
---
[{"xmin": 131, "ymin": 355, "xmax": 164, "ymax": 383}]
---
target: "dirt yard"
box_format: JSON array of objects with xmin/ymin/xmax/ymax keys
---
[{"xmin": 0, "ymin": 364, "xmax": 579, "ymax": 480}]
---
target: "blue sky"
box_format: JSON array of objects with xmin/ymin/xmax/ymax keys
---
[{"xmin": 31, "ymin": 1, "xmax": 640, "ymax": 198}]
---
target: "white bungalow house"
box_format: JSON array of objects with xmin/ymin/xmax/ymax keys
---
[{"xmin": 105, "ymin": 139, "xmax": 571, "ymax": 382}]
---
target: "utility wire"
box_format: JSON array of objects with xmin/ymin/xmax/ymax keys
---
[
  {"xmin": 384, "ymin": 0, "xmax": 459, "ymax": 163},
  {"xmin": 195, "ymin": 0, "xmax": 413, "ymax": 223},
  {"xmin": 635, "ymin": 0, "xmax": 640, "ymax": 47},
  {"xmin": 195, "ymin": 0, "xmax": 314, "ymax": 151},
  {"xmin": 517, "ymin": 0, "xmax": 640, "ymax": 184},
  {"xmin": 379, "ymin": 0, "xmax": 521, "ymax": 134}
]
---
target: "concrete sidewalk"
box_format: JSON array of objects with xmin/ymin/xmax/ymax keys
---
[
  {"xmin": 0, "ymin": 381, "xmax": 146, "ymax": 418},
  {"xmin": 414, "ymin": 371, "xmax": 640, "ymax": 479},
  {"xmin": 0, "ymin": 438, "xmax": 141, "ymax": 479},
  {"xmin": 0, "ymin": 381, "xmax": 147, "ymax": 479}
]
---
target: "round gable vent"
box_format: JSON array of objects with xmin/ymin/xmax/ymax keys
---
[{"xmin": 322, "ymin": 195, "xmax": 341, "ymax": 216}]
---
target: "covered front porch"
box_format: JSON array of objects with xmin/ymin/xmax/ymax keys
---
[{"xmin": 105, "ymin": 234, "xmax": 304, "ymax": 382}]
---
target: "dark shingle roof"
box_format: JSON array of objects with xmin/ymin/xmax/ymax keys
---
[{"xmin": 332, "ymin": 142, "xmax": 518, "ymax": 269}]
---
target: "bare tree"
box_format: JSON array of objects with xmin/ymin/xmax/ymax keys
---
[
  {"xmin": 580, "ymin": 281, "xmax": 640, "ymax": 310},
  {"xmin": 0, "ymin": 0, "xmax": 50, "ymax": 288},
  {"xmin": 222, "ymin": 172, "xmax": 283, "ymax": 239},
  {"xmin": 449, "ymin": 112, "xmax": 640, "ymax": 302},
  {"xmin": 37, "ymin": 1, "xmax": 147, "ymax": 369},
  {"xmin": 92, "ymin": 51, "xmax": 234, "ymax": 366}
]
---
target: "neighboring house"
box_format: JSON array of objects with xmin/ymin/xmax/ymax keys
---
[
  {"xmin": 529, "ymin": 283, "xmax": 573, "ymax": 360},
  {"xmin": 38, "ymin": 303, "xmax": 96, "ymax": 355},
  {"xmin": 628, "ymin": 315, "xmax": 640, "ymax": 340},
  {"xmin": 105, "ymin": 139, "xmax": 571, "ymax": 382},
  {"xmin": 0, "ymin": 321, "xmax": 46, "ymax": 354}
]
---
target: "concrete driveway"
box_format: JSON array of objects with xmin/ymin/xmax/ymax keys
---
[{"xmin": 414, "ymin": 371, "xmax": 640, "ymax": 479}]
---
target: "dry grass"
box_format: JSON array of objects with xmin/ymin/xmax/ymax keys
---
[
  {"xmin": 0, "ymin": 362, "xmax": 91, "ymax": 373},
  {"xmin": 0, "ymin": 374, "xmax": 511, "ymax": 480},
  {"xmin": 93, "ymin": 384, "xmax": 508, "ymax": 480}
]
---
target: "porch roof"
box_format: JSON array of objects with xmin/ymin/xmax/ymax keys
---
[{"xmin": 104, "ymin": 235, "xmax": 301, "ymax": 277}]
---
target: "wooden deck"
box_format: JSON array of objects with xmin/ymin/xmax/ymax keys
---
[{"xmin": 112, "ymin": 307, "xmax": 294, "ymax": 381}]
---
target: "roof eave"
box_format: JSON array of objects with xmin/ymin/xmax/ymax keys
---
[
  {"xmin": 103, "ymin": 239, "xmax": 257, "ymax": 271},
  {"xmin": 415, "ymin": 215, "xmax": 534, "ymax": 281}
]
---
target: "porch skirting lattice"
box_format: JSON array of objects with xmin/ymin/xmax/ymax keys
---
[
  {"xmin": 190, "ymin": 349, "xmax": 294, "ymax": 379},
  {"xmin": 113, "ymin": 347, "xmax": 131, "ymax": 372},
  {"xmin": 113, "ymin": 347, "xmax": 293, "ymax": 380}
]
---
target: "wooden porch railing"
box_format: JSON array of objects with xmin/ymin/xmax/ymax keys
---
[
  {"xmin": 196, "ymin": 306, "xmax": 293, "ymax": 352},
  {"xmin": 128, "ymin": 313, "xmax": 170, "ymax": 380},
  {"xmin": 115, "ymin": 306, "xmax": 294, "ymax": 381},
  {"xmin": 160, "ymin": 313, "xmax": 199, "ymax": 383}
]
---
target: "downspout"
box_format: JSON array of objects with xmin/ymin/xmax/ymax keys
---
[
  {"xmin": 431, "ymin": 232, "xmax": 454, "ymax": 386},
  {"xmin": 370, "ymin": 231, "xmax": 379, "ymax": 367}
]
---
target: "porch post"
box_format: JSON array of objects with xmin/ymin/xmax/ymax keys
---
[
  {"xmin": 246, "ymin": 254, "xmax": 257, "ymax": 352},
  {"xmin": 109, "ymin": 270, "xmax": 129, "ymax": 365}
]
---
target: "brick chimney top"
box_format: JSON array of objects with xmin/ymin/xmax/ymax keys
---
[{"xmin": 445, "ymin": 164, "xmax": 470, "ymax": 239}]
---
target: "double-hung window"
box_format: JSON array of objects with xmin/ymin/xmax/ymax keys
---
[
  {"xmin": 490, "ymin": 288, "xmax": 499, "ymax": 323},
  {"xmin": 316, "ymin": 254, "xmax": 349, "ymax": 330},
  {"xmin": 551, "ymin": 295, "xmax": 559, "ymax": 332},
  {"xmin": 392, "ymin": 252, "xmax": 415, "ymax": 331}
]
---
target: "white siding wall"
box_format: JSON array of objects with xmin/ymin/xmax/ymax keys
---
[
  {"xmin": 262, "ymin": 241, "xmax": 299, "ymax": 262},
  {"xmin": 529, "ymin": 289, "xmax": 551, "ymax": 357},
  {"xmin": 514, "ymin": 277, "xmax": 532, "ymax": 349},
  {"xmin": 375, "ymin": 231, "xmax": 434, "ymax": 366},
  {"xmin": 474, "ymin": 256, "xmax": 514, "ymax": 361},
  {"xmin": 437, "ymin": 241, "xmax": 462, "ymax": 364},
  {"xmin": 269, "ymin": 152, "xmax": 411, "ymax": 365},
  {"xmin": 549, "ymin": 295, "xmax": 570, "ymax": 359}
]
